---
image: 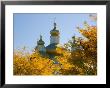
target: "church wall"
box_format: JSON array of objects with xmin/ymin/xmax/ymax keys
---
[
  {"xmin": 37, "ymin": 45, "xmax": 46, "ymax": 52},
  {"xmin": 50, "ymin": 36, "xmax": 59, "ymax": 44}
]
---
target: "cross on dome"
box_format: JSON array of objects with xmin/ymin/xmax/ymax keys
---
[
  {"xmin": 40, "ymin": 35, "xmax": 42, "ymax": 40},
  {"xmin": 54, "ymin": 17, "xmax": 56, "ymax": 28}
]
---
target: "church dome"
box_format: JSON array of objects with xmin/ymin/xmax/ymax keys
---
[
  {"xmin": 46, "ymin": 43, "xmax": 58, "ymax": 54},
  {"xmin": 37, "ymin": 35, "xmax": 45, "ymax": 45},
  {"xmin": 50, "ymin": 22, "xmax": 59, "ymax": 36}
]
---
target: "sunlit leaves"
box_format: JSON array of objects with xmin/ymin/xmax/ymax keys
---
[
  {"xmin": 14, "ymin": 19, "xmax": 97, "ymax": 75},
  {"xmin": 71, "ymin": 22, "xmax": 97, "ymax": 75}
]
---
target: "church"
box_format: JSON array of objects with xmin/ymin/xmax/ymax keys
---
[
  {"xmin": 35, "ymin": 22, "xmax": 60, "ymax": 59},
  {"xmin": 34, "ymin": 21, "xmax": 79, "ymax": 60}
]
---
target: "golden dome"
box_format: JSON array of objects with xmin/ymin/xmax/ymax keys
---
[
  {"xmin": 50, "ymin": 22, "xmax": 59, "ymax": 36},
  {"xmin": 46, "ymin": 43, "xmax": 57, "ymax": 54}
]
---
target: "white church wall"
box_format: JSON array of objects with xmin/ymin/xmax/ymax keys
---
[{"xmin": 50, "ymin": 36, "xmax": 59, "ymax": 44}]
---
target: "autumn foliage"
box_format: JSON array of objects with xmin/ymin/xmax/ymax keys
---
[{"xmin": 14, "ymin": 19, "xmax": 97, "ymax": 75}]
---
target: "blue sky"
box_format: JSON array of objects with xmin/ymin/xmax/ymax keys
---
[{"xmin": 14, "ymin": 13, "xmax": 96, "ymax": 51}]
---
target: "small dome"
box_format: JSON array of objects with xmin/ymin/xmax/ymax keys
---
[
  {"xmin": 50, "ymin": 30, "xmax": 59, "ymax": 36},
  {"xmin": 37, "ymin": 40, "xmax": 45, "ymax": 45},
  {"xmin": 50, "ymin": 22, "xmax": 59, "ymax": 36},
  {"xmin": 37, "ymin": 35, "xmax": 45, "ymax": 45}
]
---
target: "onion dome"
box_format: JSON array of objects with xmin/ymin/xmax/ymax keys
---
[
  {"xmin": 37, "ymin": 35, "xmax": 45, "ymax": 45},
  {"xmin": 50, "ymin": 22, "xmax": 59, "ymax": 36}
]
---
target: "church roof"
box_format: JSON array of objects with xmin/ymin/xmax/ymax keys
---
[
  {"xmin": 46, "ymin": 43, "xmax": 58, "ymax": 50},
  {"xmin": 46, "ymin": 43, "xmax": 60, "ymax": 57},
  {"xmin": 50, "ymin": 29, "xmax": 59, "ymax": 33},
  {"xmin": 37, "ymin": 35, "xmax": 45, "ymax": 45}
]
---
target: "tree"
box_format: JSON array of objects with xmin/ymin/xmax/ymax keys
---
[
  {"xmin": 66, "ymin": 21, "xmax": 97, "ymax": 75},
  {"xmin": 13, "ymin": 49, "xmax": 55, "ymax": 75}
]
